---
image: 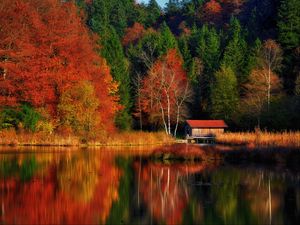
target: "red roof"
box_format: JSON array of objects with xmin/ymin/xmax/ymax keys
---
[{"xmin": 186, "ymin": 120, "xmax": 228, "ymax": 128}]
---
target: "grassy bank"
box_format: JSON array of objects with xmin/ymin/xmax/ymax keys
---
[
  {"xmin": 0, "ymin": 129, "xmax": 174, "ymax": 147},
  {"xmin": 217, "ymin": 131, "xmax": 300, "ymax": 148}
]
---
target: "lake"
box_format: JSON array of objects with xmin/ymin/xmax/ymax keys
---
[{"xmin": 0, "ymin": 145, "xmax": 299, "ymax": 225}]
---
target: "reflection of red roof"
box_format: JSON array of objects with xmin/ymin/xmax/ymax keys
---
[{"xmin": 186, "ymin": 120, "xmax": 228, "ymax": 128}]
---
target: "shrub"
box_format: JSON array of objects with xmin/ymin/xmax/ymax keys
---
[{"xmin": 0, "ymin": 104, "xmax": 41, "ymax": 132}]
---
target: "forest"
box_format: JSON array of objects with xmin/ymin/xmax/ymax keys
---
[{"xmin": 0, "ymin": 0, "xmax": 300, "ymax": 139}]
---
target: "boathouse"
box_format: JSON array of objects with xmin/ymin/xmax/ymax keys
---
[{"xmin": 185, "ymin": 120, "xmax": 228, "ymax": 143}]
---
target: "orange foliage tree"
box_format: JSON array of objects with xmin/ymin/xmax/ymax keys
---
[
  {"xmin": 122, "ymin": 22, "xmax": 146, "ymax": 46},
  {"xmin": 139, "ymin": 49, "xmax": 191, "ymax": 136},
  {"xmin": 0, "ymin": 0, "xmax": 119, "ymax": 132},
  {"xmin": 200, "ymin": 0, "xmax": 223, "ymax": 25}
]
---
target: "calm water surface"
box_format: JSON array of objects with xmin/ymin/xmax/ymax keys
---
[{"xmin": 0, "ymin": 145, "xmax": 299, "ymax": 225}]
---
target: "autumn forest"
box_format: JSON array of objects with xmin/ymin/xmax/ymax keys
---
[{"xmin": 1, "ymin": 0, "xmax": 300, "ymax": 139}]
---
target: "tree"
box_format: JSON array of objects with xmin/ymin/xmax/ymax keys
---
[
  {"xmin": 243, "ymin": 38, "xmax": 262, "ymax": 80},
  {"xmin": 0, "ymin": 0, "xmax": 119, "ymax": 132},
  {"xmin": 178, "ymin": 36, "xmax": 192, "ymax": 71},
  {"xmin": 140, "ymin": 49, "xmax": 190, "ymax": 136},
  {"xmin": 222, "ymin": 17, "xmax": 248, "ymax": 84},
  {"xmin": 87, "ymin": 0, "xmax": 137, "ymax": 37},
  {"xmin": 97, "ymin": 26, "xmax": 132, "ymax": 130},
  {"xmin": 166, "ymin": 0, "xmax": 181, "ymax": 15},
  {"xmin": 146, "ymin": 0, "xmax": 161, "ymax": 27},
  {"xmin": 197, "ymin": 25, "xmax": 220, "ymax": 75},
  {"xmin": 122, "ymin": 22, "xmax": 146, "ymax": 46},
  {"xmin": 278, "ymin": 0, "xmax": 300, "ymax": 50},
  {"xmin": 196, "ymin": 25, "xmax": 221, "ymax": 113},
  {"xmin": 160, "ymin": 22, "xmax": 178, "ymax": 55},
  {"xmin": 243, "ymin": 69, "xmax": 282, "ymax": 127},
  {"xmin": 259, "ymin": 39, "xmax": 283, "ymax": 109},
  {"xmin": 200, "ymin": 0, "xmax": 222, "ymax": 25},
  {"xmin": 277, "ymin": 0, "xmax": 300, "ymax": 92},
  {"xmin": 58, "ymin": 81, "xmax": 100, "ymax": 139},
  {"xmin": 210, "ymin": 65, "xmax": 239, "ymax": 121}
]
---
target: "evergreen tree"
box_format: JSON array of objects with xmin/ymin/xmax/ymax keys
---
[
  {"xmin": 178, "ymin": 36, "xmax": 201, "ymax": 84},
  {"xmin": 194, "ymin": 25, "xmax": 220, "ymax": 114},
  {"xmin": 146, "ymin": 0, "xmax": 161, "ymax": 27},
  {"xmin": 243, "ymin": 38, "xmax": 262, "ymax": 80},
  {"xmin": 178, "ymin": 36, "xmax": 192, "ymax": 70},
  {"xmin": 88, "ymin": 0, "xmax": 136, "ymax": 37},
  {"xmin": 99, "ymin": 26, "xmax": 132, "ymax": 130},
  {"xmin": 160, "ymin": 22, "xmax": 178, "ymax": 55},
  {"xmin": 210, "ymin": 65, "xmax": 239, "ymax": 121},
  {"xmin": 88, "ymin": 0, "xmax": 109, "ymax": 31},
  {"xmin": 278, "ymin": 0, "xmax": 300, "ymax": 50},
  {"xmin": 222, "ymin": 17, "xmax": 248, "ymax": 84},
  {"xmin": 110, "ymin": 3, "xmax": 127, "ymax": 36},
  {"xmin": 277, "ymin": 0, "xmax": 300, "ymax": 91},
  {"xmin": 197, "ymin": 25, "xmax": 220, "ymax": 75},
  {"xmin": 166, "ymin": 0, "xmax": 181, "ymax": 15}
]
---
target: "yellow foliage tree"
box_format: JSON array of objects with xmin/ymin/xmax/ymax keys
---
[{"xmin": 58, "ymin": 81, "xmax": 100, "ymax": 139}]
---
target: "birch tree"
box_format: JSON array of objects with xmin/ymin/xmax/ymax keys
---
[
  {"xmin": 260, "ymin": 39, "xmax": 283, "ymax": 109},
  {"xmin": 140, "ymin": 49, "xmax": 190, "ymax": 136}
]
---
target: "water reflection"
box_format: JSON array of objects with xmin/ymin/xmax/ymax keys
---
[
  {"xmin": 0, "ymin": 145, "xmax": 299, "ymax": 225},
  {"xmin": 0, "ymin": 151, "xmax": 121, "ymax": 224}
]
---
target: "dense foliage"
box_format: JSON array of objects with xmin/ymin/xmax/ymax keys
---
[
  {"xmin": 1, "ymin": 0, "xmax": 300, "ymax": 136},
  {"xmin": 0, "ymin": 0, "xmax": 119, "ymax": 136}
]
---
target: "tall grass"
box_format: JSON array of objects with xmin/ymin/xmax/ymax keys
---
[
  {"xmin": 0, "ymin": 129, "xmax": 174, "ymax": 147},
  {"xmin": 217, "ymin": 130, "xmax": 300, "ymax": 148},
  {"xmin": 89, "ymin": 131, "xmax": 174, "ymax": 146},
  {"xmin": 0, "ymin": 129, "xmax": 80, "ymax": 146}
]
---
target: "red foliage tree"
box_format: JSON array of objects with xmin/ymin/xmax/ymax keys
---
[
  {"xmin": 139, "ymin": 49, "xmax": 190, "ymax": 135},
  {"xmin": 0, "ymin": 0, "xmax": 119, "ymax": 131},
  {"xmin": 122, "ymin": 22, "xmax": 146, "ymax": 46},
  {"xmin": 201, "ymin": 0, "xmax": 223, "ymax": 25}
]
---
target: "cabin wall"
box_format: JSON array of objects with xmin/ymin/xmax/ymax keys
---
[{"xmin": 191, "ymin": 128, "xmax": 224, "ymax": 136}]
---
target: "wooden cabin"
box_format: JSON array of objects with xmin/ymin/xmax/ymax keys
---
[{"xmin": 185, "ymin": 120, "xmax": 227, "ymax": 143}]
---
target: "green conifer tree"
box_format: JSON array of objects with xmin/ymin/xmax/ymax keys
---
[
  {"xmin": 278, "ymin": 0, "xmax": 300, "ymax": 50},
  {"xmin": 99, "ymin": 26, "xmax": 132, "ymax": 130},
  {"xmin": 210, "ymin": 65, "xmax": 239, "ymax": 121},
  {"xmin": 222, "ymin": 17, "xmax": 248, "ymax": 84},
  {"xmin": 160, "ymin": 22, "xmax": 178, "ymax": 54},
  {"xmin": 243, "ymin": 38, "xmax": 262, "ymax": 79},
  {"xmin": 197, "ymin": 25, "xmax": 220, "ymax": 75},
  {"xmin": 146, "ymin": 0, "xmax": 161, "ymax": 27},
  {"xmin": 277, "ymin": 0, "xmax": 300, "ymax": 91}
]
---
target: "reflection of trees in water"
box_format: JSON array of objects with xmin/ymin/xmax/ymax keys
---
[
  {"xmin": 0, "ymin": 151, "xmax": 121, "ymax": 224},
  {"xmin": 183, "ymin": 167, "xmax": 300, "ymax": 225},
  {"xmin": 57, "ymin": 152, "xmax": 99, "ymax": 202},
  {"xmin": 135, "ymin": 161, "xmax": 215, "ymax": 225},
  {"xmin": 134, "ymin": 160, "xmax": 296, "ymax": 225}
]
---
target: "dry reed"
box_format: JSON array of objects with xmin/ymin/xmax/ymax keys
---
[
  {"xmin": 89, "ymin": 131, "xmax": 174, "ymax": 146},
  {"xmin": 217, "ymin": 131, "xmax": 300, "ymax": 148},
  {"xmin": 0, "ymin": 129, "xmax": 80, "ymax": 146},
  {"xmin": 0, "ymin": 129, "xmax": 174, "ymax": 147}
]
